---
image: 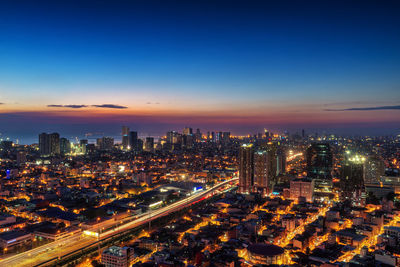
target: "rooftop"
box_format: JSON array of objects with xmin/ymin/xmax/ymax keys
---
[{"xmin": 247, "ymin": 243, "xmax": 284, "ymax": 257}]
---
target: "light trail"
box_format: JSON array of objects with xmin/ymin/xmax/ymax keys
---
[{"xmin": 0, "ymin": 178, "xmax": 238, "ymax": 267}]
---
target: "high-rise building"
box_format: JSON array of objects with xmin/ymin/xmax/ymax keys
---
[
  {"xmin": 182, "ymin": 134, "xmax": 194, "ymax": 149},
  {"xmin": 211, "ymin": 132, "xmax": 216, "ymax": 142},
  {"xmin": 222, "ymin": 132, "xmax": 231, "ymax": 145},
  {"xmin": 39, "ymin": 133, "xmax": 60, "ymax": 156},
  {"xmin": 340, "ymin": 153, "xmax": 366, "ymax": 206},
  {"xmin": 129, "ymin": 131, "xmax": 138, "ymax": 151},
  {"xmin": 182, "ymin": 127, "xmax": 194, "ymax": 148},
  {"xmin": 97, "ymin": 137, "xmax": 114, "ymax": 151},
  {"xmin": 16, "ymin": 151, "xmax": 27, "ymax": 165},
  {"xmin": 195, "ymin": 128, "xmax": 202, "ymax": 142},
  {"xmin": 122, "ymin": 126, "xmax": 129, "ymax": 135},
  {"xmin": 122, "ymin": 126, "xmax": 130, "ymax": 150},
  {"xmin": 276, "ymin": 147, "xmax": 286, "ymax": 176},
  {"xmin": 80, "ymin": 139, "xmax": 88, "ymax": 145},
  {"xmin": 365, "ymin": 155, "xmax": 385, "ymax": 184},
  {"xmin": 253, "ymin": 149, "xmax": 276, "ymax": 195},
  {"xmin": 240, "ymin": 142, "xmax": 280, "ymax": 195},
  {"xmin": 183, "ymin": 127, "xmax": 193, "ymax": 136},
  {"xmin": 79, "ymin": 139, "xmax": 88, "ymax": 154},
  {"xmin": 264, "ymin": 129, "xmax": 270, "ymax": 138},
  {"xmin": 144, "ymin": 137, "xmax": 154, "ymax": 152},
  {"xmin": 49, "ymin": 133, "xmax": 60, "ymax": 155},
  {"xmin": 137, "ymin": 139, "xmax": 143, "ymax": 152},
  {"xmin": 60, "ymin": 137, "xmax": 71, "ymax": 155},
  {"xmin": 306, "ymin": 143, "xmax": 333, "ymax": 193},
  {"xmin": 239, "ymin": 144, "xmax": 254, "ymax": 193}
]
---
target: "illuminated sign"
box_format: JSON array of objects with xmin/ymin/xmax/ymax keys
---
[{"xmin": 193, "ymin": 186, "xmax": 203, "ymax": 193}]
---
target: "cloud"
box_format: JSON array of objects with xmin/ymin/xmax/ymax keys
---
[
  {"xmin": 0, "ymin": 103, "xmax": 4, "ymax": 105},
  {"xmin": 91, "ymin": 104, "xmax": 128, "ymax": 109},
  {"xmin": 47, "ymin": 104, "xmax": 88, "ymax": 109},
  {"xmin": 47, "ymin": 104, "xmax": 128, "ymax": 109},
  {"xmin": 146, "ymin": 102, "xmax": 160, "ymax": 105},
  {"xmin": 325, "ymin": 105, "xmax": 400, "ymax": 111}
]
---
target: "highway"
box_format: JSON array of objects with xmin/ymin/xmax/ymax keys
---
[{"xmin": 0, "ymin": 178, "xmax": 238, "ymax": 267}]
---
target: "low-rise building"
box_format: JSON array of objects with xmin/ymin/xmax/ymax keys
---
[
  {"xmin": 0, "ymin": 230, "xmax": 31, "ymax": 249},
  {"xmin": 101, "ymin": 246, "xmax": 134, "ymax": 267}
]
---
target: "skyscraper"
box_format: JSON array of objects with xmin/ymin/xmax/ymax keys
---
[
  {"xmin": 122, "ymin": 126, "xmax": 130, "ymax": 150},
  {"xmin": 60, "ymin": 137, "xmax": 71, "ymax": 155},
  {"xmin": 253, "ymin": 150, "xmax": 275, "ymax": 195},
  {"xmin": 340, "ymin": 153, "xmax": 366, "ymax": 206},
  {"xmin": 239, "ymin": 144, "xmax": 254, "ymax": 193},
  {"xmin": 306, "ymin": 143, "xmax": 333, "ymax": 193},
  {"xmin": 183, "ymin": 127, "xmax": 193, "ymax": 136},
  {"xmin": 195, "ymin": 128, "xmax": 202, "ymax": 142},
  {"xmin": 39, "ymin": 133, "xmax": 60, "ymax": 156},
  {"xmin": 97, "ymin": 137, "xmax": 114, "ymax": 151},
  {"xmin": 364, "ymin": 155, "xmax": 385, "ymax": 184},
  {"xmin": 144, "ymin": 137, "xmax": 154, "ymax": 152},
  {"xmin": 182, "ymin": 127, "xmax": 194, "ymax": 149},
  {"xmin": 129, "ymin": 131, "xmax": 138, "ymax": 151},
  {"xmin": 276, "ymin": 147, "xmax": 286, "ymax": 176},
  {"xmin": 166, "ymin": 131, "xmax": 181, "ymax": 151},
  {"xmin": 222, "ymin": 132, "xmax": 231, "ymax": 145},
  {"xmin": 182, "ymin": 134, "xmax": 194, "ymax": 149}
]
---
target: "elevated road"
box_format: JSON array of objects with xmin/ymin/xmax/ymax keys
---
[{"xmin": 0, "ymin": 178, "xmax": 238, "ymax": 267}]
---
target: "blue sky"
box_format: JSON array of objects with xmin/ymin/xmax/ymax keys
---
[{"xmin": 0, "ymin": 0, "xmax": 400, "ymax": 143}]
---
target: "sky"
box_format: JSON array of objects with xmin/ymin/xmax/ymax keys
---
[{"xmin": 0, "ymin": 0, "xmax": 400, "ymax": 143}]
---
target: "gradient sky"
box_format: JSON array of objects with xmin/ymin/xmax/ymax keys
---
[{"xmin": 1, "ymin": 0, "xmax": 400, "ymax": 143}]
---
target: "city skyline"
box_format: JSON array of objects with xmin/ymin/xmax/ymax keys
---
[
  {"xmin": 1, "ymin": 0, "xmax": 400, "ymax": 141},
  {"xmin": 1, "ymin": 1, "xmax": 400, "ymax": 266}
]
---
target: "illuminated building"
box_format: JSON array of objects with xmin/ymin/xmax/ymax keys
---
[
  {"xmin": 60, "ymin": 137, "xmax": 71, "ymax": 154},
  {"xmin": 254, "ymin": 146, "xmax": 277, "ymax": 195},
  {"xmin": 16, "ymin": 151, "xmax": 27, "ymax": 165},
  {"xmin": 340, "ymin": 153, "xmax": 366, "ymax": 206},
  {"xmin": 144, "ymin": 137, "xmax": 154, "ymax": 152},
  {"xmin": 101, "ymin": 246, "xmax": 134, "ymax": 267},
  {"xmin": 182, "ymin": 127, "xmax": 194, "ymax": 148},
  {"xmin": 306, "ymin": 143, "xmax": 333, "ymax": 194},
  {"xmin": 166, "ymin": 131, "xmax": 182, "ymax": 151},
  {"xmin": 239, "ymin": 144, "xmax": 254, "ymax": 193},
  {"xmin": 264, "ymin": 129, "xmax": 270, "ymax": 138},
  {"xmin": 182, "ymin": 134, "xmax": 194, "ymax": 149},
  {"xmin": 364, "ymin": 155, "xmax": 385, "ymax": 184},
  {"xmin": 0, "ymin": 230, "xmax": 31, "ymax": 249},
  {"xmin": 247, "ymin": 243, "xmax": 285, "ymax": 265},
  {"xmin": 122, "ymin": 126, "xmax": 129, "ymax": 150},
  {"xmin": 129, "ymin": 131, "xmax": 138, "ymax": 151},
  {"xmin": 39, "ymin": 132, "xmax": 60, "ymax": 156},
  {"xmin": 290, "ymin": 178, "xmax": 314, "ymax": 202},
  {"xmin": 222, "ymin": 132, "xmax": 231, "ymax": 145},
  {"xmin": 276, "ymin": 147, "xmax": 286, "ymax": 176},
  {"xmin": 183, "ymin": 127, "xmax": 193, "ymax": 135},
  {"xmin": 97, "ymin": 137, "xmax": 114, "ymax": 151},
  {"xmin": 195, "ymin": 128, "xmax": 202, "ymax": 142}
]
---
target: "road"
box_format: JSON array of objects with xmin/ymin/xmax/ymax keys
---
[{"xmin": 0, "ymin": 178, "xmax": 238, "ymax": 267}]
